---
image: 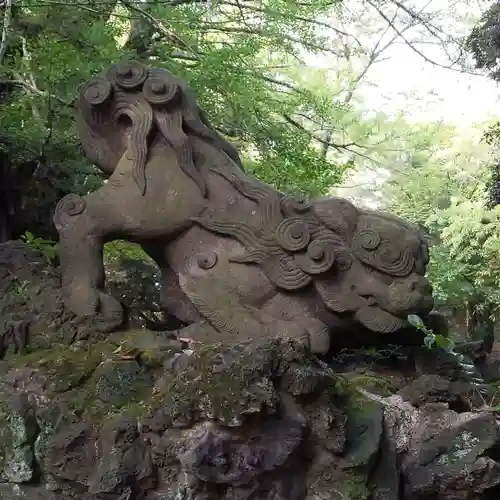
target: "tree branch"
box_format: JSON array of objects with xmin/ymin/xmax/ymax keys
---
[
  {"xmin": 220, "ymin": 0, "xmax": 363, "ymax": 47},
  {"xmin": 0, "ymin": 79, "xmax": 74, "ymax": 107},
  {"xmin": 120, "ymin": 0, "xmax": 202, "ymax": 59},
  {"xmin": 202, "ymin": 25, "xmax": 342, "ymax": 57},
  {"xmin": 282, "ymin": 113, "xmax": 357, "ymax": 151},
  {"xmin": 366, "ymin": 0, "xmax": 478, "ymax": 74},
  {"xmin": 0, "ymin": 0, "xmax": 12, "ymax": 66}
]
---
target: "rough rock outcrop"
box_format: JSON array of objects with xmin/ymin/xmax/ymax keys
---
[
  {"xmin": 0, "ymin": 333, "xmax": 499, "ymax": 500},
  {"xmin": 3, "ymin": 241, "xmax": 500, "ymax": 499}
]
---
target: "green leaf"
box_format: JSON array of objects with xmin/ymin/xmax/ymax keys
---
[
  {"xmin": 424, "ymin": 334, "xmax": 436, "ymax": 349},
  {"xmin": 407, "ymin": 314, "xmax": 425, "ymax": 330}
]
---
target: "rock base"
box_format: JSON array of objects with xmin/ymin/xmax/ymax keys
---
[{"xmin": 0, "ymin": 336, "xmax": 500, "ymax": 500}]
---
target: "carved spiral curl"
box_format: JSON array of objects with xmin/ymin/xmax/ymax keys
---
[
  {"xmin": 53, "ymin": 194, "xmax": 86, "ymax": 230},
  {"xmin": 109, "ymin": 61, "xmax": 148, "ymax": 90},
  {"xmin": 81, "ymin": 78, "xmax": 112, "ymax": 106},
  {"xmin": 276, "ymin": 217, "xmax": 310, "ymax": 252},
  {"xmin": 55, "ymin": 193, "xmax": 86, "ymax": 217},
  {"xmin": 280, "ymin": 194, "xmax": 311, "ymax": 216},
  {"xmin": 143, "ymin": 74, "xmax": 180, "ymax": 106},
  {"xmin": 196, "ymin": 251, "xmax": 218, "ymax": 270},
  {"xmin": 355, "ymin": 229, "xmax": 381, "ymax": 250},
  {"xmin": 295, "ymin": 239, "xmax": 336, "ymax": 275},
  {"xmin": 264, "ymin": 256, "xmax": 312, "ymax": 290},
  {"xmin": 375, "ymin": 243, "xmax": 415, "ymax": 277},
  {"xmin": 352, "ymin": 226, "xmax": 415, "ymax": 277},
  {"xmin": 334, "ymin": 249, "xmax": 353, "ymax": 271}
]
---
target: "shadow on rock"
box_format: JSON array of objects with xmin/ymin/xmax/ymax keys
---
[{"xmin": 0, "ymin": 332, "xmax": 499, "ymax": 500}]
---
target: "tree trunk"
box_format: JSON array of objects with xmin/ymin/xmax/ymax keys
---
[{"xmin": 0, "ymin": 152, "xmax": 12, "ymax": 243}]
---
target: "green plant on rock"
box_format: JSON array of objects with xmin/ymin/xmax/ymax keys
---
[
  {"xmin": 407, "ymin": 314, "xmax": 455, "ymax": 352},
  {"xmin": 7, "ymin": 277, "xmax": 30, "ymax": 299},
  {"xmin": 20, "ymin": 231, "xmax": 58, "ymax": 264}
]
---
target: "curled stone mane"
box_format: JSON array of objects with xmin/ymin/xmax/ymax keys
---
[
  {"xmin": 193, "ymin": 170, "xmax": 431, "ymax": 334},
  {"xmin": 77, "ymin": 60, "xmax": 244, "ymax": 196}
]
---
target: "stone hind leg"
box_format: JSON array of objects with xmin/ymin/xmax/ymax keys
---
[
  {"xmin": 178, "ymin": 274, "xmax": 275, "ymax": 343},
  {"xmin": 178, "ymin": 273, "xmax": 329, "ymax": 353}
]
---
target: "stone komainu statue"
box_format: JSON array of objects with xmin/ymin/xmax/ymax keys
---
[{"xmin": 53, "ymin": 61, "xmax": 435, "ymax": 353}]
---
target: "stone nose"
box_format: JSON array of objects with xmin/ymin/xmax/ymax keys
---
[
  {"xmin": 409, "ymin": 275, "xmax": 433, "ymax": 295},
  {"xmin": 408, "ymin": 275, "xmax": 434, "ymax": 313}
]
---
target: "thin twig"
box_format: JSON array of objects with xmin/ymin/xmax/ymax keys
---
[
  {"xmin": 282, "ymin": 114, "xmax": 358, "ymax": 151},
  {"xmin": 120, "ymin": 0, "xmax": 201, "ymax": 59},
  {"xmin": 0, "ymin": 79, "xmax": 74, "ymax": 107}
]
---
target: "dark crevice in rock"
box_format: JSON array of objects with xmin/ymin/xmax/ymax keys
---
[
  {"xmin": 447, "ymin": 398, "xmax": 472, "ymax": 413},
  {"xmin": 484, "ymin": 442, "xmax": 500, "ymax": 463}
]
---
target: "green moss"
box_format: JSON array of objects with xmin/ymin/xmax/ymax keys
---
[
  {"xmin": 9, "ymin": 342, "xmax": 115, "ymax": 393},
  {"xmin": 69, "ymin": 358, "xmax": 154, "ymax": 423},
  {"xmin": 340, "ymin": 374, "xmax": 396, "ymax": 414},
  {"xmin": 347, "ymin": 374, "xmax": 397, "ymax": 395},
  {"xmin": 8, "ymin": 341, "xmax": 157, "ymax": 426},
  {"xmin": 101, "ymin": 400, "xmax": 153, "ymax": 425},
  {"xmin": 0, "ymin": 394, "xmax": 10, "ymax": 475},
  {"xmin": 154, "ymin": 343, "xmax": 273, "ymax": 425},
  {"xmin": 139, "ymin": 347, "xmax": 176, "ymax": 369},
  {"xmin": 326, "ymin": 374, "xmax": 348, "ymax": 398},
  {"xmin": 337, "ymin": 471, "xmax": 371, "ymax": 499},
  {"xmin": 0, "ymin": 394, "xmax": 36, "ymax": 483}
]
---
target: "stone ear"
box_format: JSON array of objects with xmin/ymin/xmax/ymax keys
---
[
  {"xmin": 81, "ymin": 78, "xmax": 113, "ymax": 107},
  {"xmin": 108, "ymin": 61, "xmax": 148, "ymax": 90},
  {"xmin": 143, "ymin": 75, "xmax": 180, "ymax": 107}
]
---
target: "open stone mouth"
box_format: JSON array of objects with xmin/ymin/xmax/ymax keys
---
[{"xmin": 378, "ymin": 295, "xmax": 434, "ymax": 324}]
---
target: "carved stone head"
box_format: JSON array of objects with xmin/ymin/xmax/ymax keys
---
[
  {"xmin": 76, "ymin": 61, "xmax": 243, "ymax": 196},
  {"xmin": 313, "ymin": 201, "xmax": 434, "ymax": 333}
]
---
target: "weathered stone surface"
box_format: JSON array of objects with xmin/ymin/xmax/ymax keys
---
[
  {"xmin": 53, "ymin": 60, "xmax": 436, "ymax": 356},
  {"xmin": 0, "ymin": 333, "xmax": 497, "ymax": 500},
  {"xmin": 343, "ymin": 394, "xmax": 384, "ymax": 470},
  {"xmin": 0, "ymin": 337, "xmax": 349, "ymax": 499},
  {"xmin": 398, "ymin": 374, "xmax": 472, "ymax": 407},
  {"xmin": 381, "ymin": 394, "xmax": 500, "ymax": 499}
]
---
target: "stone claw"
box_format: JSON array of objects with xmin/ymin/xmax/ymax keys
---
[
  {"xmin": 272, "ymin": 318, "xmax": 331, "ymax": 355},
  {"xmin": 63, "ymin": 284, "xmax": 124, "ymax": 332}
]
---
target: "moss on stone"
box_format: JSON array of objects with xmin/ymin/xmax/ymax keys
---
[
  {"xmin": 68, "ymin": 357, "xmax": 154, "ymax": 422},
  {"xmin": 347, "ymin": 374, "xmax": 397, "ymax": 396},
  {"xmin": 0, "ymin": 394, "xmax": 37, "ymax": 483},
  {"xmin": 336, "ymin": 470, "xmax": 371, "ymax": 499},
  {"xmin": 340, "ymin": 374, "xmax": 395, "ymax": 414},
  {"xmin": 6, "ymin": 341, "xmax": 158, "ymax": 426},
  {"xmin": 153, "ymin": 343, "xmax": 276, "ymax": 425},
  {"xmin": 9, "ymin": 342, "xmax": 115, "ymax": 393},
  {"xmin": 139, "ymin": 347, "xmax": 169, "ymax": 369}
]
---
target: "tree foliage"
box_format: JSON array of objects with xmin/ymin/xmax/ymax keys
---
[
  {"xmin": 1, "ymin": 0, "xmax": 490, "ymax": 321},
  {"xmin": 0, "ymin": 0, "xmax": 482, "ymax": 242},
  {"xmin": 467, "ymin": 2, "xmax": 500, "ymax": 81},
  {"xmin": 0, "ymin": 0, "xmax": 355, "ymax": 243},
  {"xmin": 382, "ymin": 123, "xmax": 500, "ymax": 323}
]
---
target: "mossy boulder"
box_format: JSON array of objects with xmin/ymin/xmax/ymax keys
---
[
  {"xmin": 0, "ymin": 393, "xmax": 37, "ymax": 483},
  {"xmin": 0, "ymin": 332, "xmax": 499, "ymax": 500}
]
